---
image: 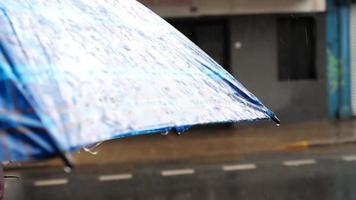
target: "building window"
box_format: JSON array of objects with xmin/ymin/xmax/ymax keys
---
[
  {"xmin": 277, "ymin": 16, "xmax": 317, "ymax": 81},
  {"xmin": 168, "ymin": 18, "xmax": 231, "ymax": 72}
]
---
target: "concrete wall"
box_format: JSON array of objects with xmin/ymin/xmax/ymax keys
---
[
  {"xmin": 229, "ymin": 14, "xmax": 328, "ymax": 121},
  {"xmin": 140, "ymin": 0, "xmax": 326, "ymax": 18}
]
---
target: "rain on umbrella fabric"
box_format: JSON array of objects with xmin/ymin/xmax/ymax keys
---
[{"xmin": 0, "ymin": 0, "xmax": 278, "ymax": 162}]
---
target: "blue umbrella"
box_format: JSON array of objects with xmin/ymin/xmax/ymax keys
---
[{"xmin": 0, "ymin": 0, "xmax": 279, "ymax": 165}]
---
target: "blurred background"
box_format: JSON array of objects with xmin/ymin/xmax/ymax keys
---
[{"xmin": 4, "ymin": 0, "xmax": 356, "ymax": 199}]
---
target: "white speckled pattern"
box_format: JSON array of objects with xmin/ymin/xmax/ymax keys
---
[{"xmin": 0, "ymin": 0, "xmax": 276, "ymax": 162}]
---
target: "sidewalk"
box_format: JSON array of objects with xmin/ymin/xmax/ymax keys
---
[
  {"xmin": 6, "ymin": 119, "xmax": 356, "ymax": 169},
  {"xmin": 67, "ymin": 119, "xmax": 356, "ymax": 166}
]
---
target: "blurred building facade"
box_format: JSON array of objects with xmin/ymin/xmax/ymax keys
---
[
  {"xmin": 351, "ymin": 1, "xmax": 356, "ymax": 116},
  {"xmin": 140, "ymin": 0, "xmax": 328, "ymax": 122},
  {"xmin": 139, "ymin": 0, "xmax": 356, "ymax": 122}
]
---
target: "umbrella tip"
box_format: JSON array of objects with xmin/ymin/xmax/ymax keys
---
[
  {"xmin": 59, "ymin": 153, "xmax": 74, "ymax": 171},
  {"xmin": 267, "ymin": 110, "xmax": 280, "ymax": 125},
  {"xmin": 272, "ymin": 116, "xmax": 281, "ymax": 126}
]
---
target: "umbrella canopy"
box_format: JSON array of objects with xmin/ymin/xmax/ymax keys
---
[{"xmin": 0, "ymin": 0, "xmax": 279, "ymax": 163}]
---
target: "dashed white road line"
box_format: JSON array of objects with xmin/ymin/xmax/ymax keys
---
[
  {"xmin": 161, "ymin": 169, "xmax": 195, "ymax": 177},
  {"xmin": 98, "ymin": 173, "xmax": 133, "ymax": 182},
  {"xmin": 34, "ymin": 179, "xmax": 68, "ymax": 187},
  {"xmin": 283, "ymin": 159, "xmax": 317, "ymax": 167},
  {"xmin": 342, "ymin": 155, "xmax": 356, "ymax": 162},
  {"xmin": 222, "ymin": 164, "xmax": 257, "ymax": 171}
]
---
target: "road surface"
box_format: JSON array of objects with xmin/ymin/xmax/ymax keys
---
[{"xmin": 4, "ymin": 144, "xmax": 356, "ymax": 200}]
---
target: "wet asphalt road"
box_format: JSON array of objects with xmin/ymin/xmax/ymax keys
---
[{"xmin": 4, "ymin": 146, "xmax": 356, "ymax": 200}]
